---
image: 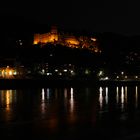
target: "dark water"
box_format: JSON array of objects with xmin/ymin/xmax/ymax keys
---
[{"xmin": 0, "ymin": 85, "xmax": 140, "ymax": 140}]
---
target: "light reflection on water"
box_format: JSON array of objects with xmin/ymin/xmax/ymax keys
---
[
  {"xmin": 0, "ymin": 85, "xmax": 139, "ymax": 127},
  {"xmin": 99, "ymin": 87, "xmax": 103, "ymax": 110},
  {"xmin": 70, "ymin": 87, "xmax": 74, "ymax": 113},
  {"xmin": 0, "ymin": 90, "xmax": 17, "ymax": 108},
  {"xmin": 47, "ymin": 88, "xmax": 50, "ymax": 99},
  {"xmin": 69, "ymin": 87, "xmax": 76, "ymax": 123},
  {"xmin": 136, "ymin": 86, "xmax": 138, "ymax": 108},
  {"xmin": 41, "ymin": 88, "xmax": 45, "ymax": 101},
  {"xmin": 41, "ymin": 88, "xmax": 46, "ymax": 115},
  {"xmin": 0, "ymin": 90, "xmax": 17, "ymax": 121},
  {"xmin": 105, "ymin": 87, "xmax": 108, "ymax": 104},
  {"xmin": 116, "ymin": 86, "xmax": 119, "ymax": 104},
  {"xmin": 121, "ymin": 86, "xmax": 125, "ymax": 111},
  {"xmin": 98, "ymin": 86, "xmax": 139, "ymax": 113},
  {"xmin": 99, "ymin": 86, "xmax": 108, "ymax": 111}
]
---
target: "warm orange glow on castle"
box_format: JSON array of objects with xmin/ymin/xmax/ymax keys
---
[
  {"xmin": 65, "ymin": 36, "xmax": 80, "ymax": 46},
  {"xmin": 34, "ymin": 27, "xmax": 58, "ymax": 44},
  {"xmin": 33, "ymin": 27, "xmax": 100, "ymax": 53}
]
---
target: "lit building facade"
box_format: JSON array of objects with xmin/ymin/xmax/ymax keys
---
[
  {"xmin": 33, "ymin": 27, "xmax": 100, "ymax": 53},
  {"xmin": 0, "ymin": 66, "xmax": 16, "ymax": 79},
  {"xmin": 0, "ymin": 65, "xmax": 27, "ymax": 79},
  {"xmin": 34, "ymin": 27, "xmax": 58, "ymax": 44}
]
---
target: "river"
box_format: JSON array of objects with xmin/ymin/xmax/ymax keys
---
[{"xmin": 0, "ymin": 84, "xmax": 139, "ymax": 140}]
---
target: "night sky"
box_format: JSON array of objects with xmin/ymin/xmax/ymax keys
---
[{"xmin": 0, "ymin": 0, "xmax": 140, "ymax": 35}]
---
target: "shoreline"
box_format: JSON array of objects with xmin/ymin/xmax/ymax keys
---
[{"xmin": 0, "ymin": 78, "xmax": 139, "ymax": 89}]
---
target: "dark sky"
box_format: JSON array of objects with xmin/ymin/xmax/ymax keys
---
[{"xmin": 0, "ymin": 0, "xmax": 140, "ymax": 35}]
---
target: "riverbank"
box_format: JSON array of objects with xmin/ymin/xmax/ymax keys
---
[
  {"xmin": 0, "ymin": 78, "xmax": 139, "ymax": 89},
  {"xmin": 0, "ymin": 78, "xmax": 97, "ymax": 89},
  {"xmin": 99, "ymin": 80, "xmax": 140, "ymax": 86}
]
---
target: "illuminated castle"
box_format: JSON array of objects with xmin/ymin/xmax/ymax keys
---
[
  {"xmin": 33, "ymin": 26, "xmax": 100, "ymax": 53},
  {"xmin": 34, "ymin": 26, "xmax": 58, "ymax": 44}
]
